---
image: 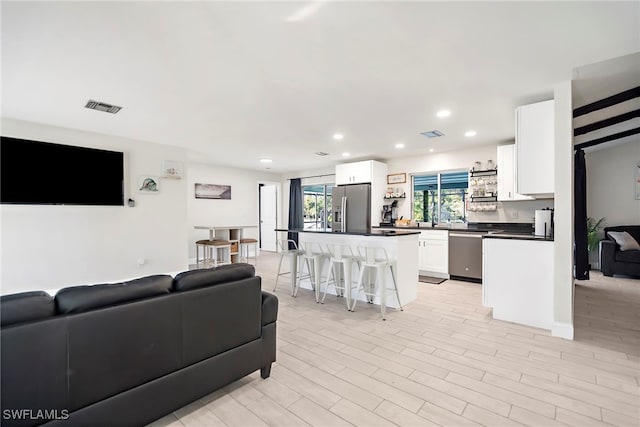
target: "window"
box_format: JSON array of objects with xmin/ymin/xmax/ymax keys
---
[
  {"xmin": 302, "ymin": 184, "xmax": 333, "ymax": 229},
  {"xmin": 412, "ymin": 171, "xmax": 468, "ymax": 224}
]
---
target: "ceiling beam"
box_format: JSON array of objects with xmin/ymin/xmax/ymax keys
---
[
  {"xmin": 574, "ymin": 127, "xmax": 640, "ymax": 150},
  {"xmin": 573, "ymin": 86, "xmax": 640, "ymax": 118},
  {"xmin": 574, "ymin": 109, "xmax": 640, "ymax": 136}
]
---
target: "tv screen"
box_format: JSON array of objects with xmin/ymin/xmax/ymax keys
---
[{"xmin": 1, "ymin": 136, "xmax": 125, "ymax": 206}]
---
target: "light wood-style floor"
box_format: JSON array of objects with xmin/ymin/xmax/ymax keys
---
[{"xmin": 150, "ymin": 252, "xmax": 640, "ymax": 427}]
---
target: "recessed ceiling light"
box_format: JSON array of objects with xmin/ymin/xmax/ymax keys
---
[
  {"xmin": 395, "ymin": 143, "xmax": 405, "ymax": 149},
  {"xmin": 333, "ymin": 133, "xmax": 344, "ymax": 140},
  {"xmin": 341, "ymin": 152, "xmax": 350, "ymax": 157},
  {"xmin": 465, "ymin": 130, "xmax": 477, "ymax": 137},
  {"xmin": 436, "ymin": 110, "xmax": 451, "ymax": 118},
  {"xmin": 429, "ymin": 148, "xmax": 434, "ymax": 153},
  {"xmin": 260, "ymin": 158, "xmax": 273, "ymax": 163}
]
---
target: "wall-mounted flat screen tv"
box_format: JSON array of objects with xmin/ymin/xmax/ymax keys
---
[{"xmin": 1, "ymin": 136, "xmax": 125, "ymax": 206}]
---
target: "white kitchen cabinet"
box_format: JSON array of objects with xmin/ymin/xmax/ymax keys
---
[
  {"xmin": 483, "ymin": 237, "xmax": 553, "ymax": 330},
  {"xmin": 418, "ymin": 230, "xmax": 449, "ymax": 276},
  {"xmin": 496, "ymin": 144, "xmax": 533, "ymax": 201},
  {"xmin": 335, "ymin": 160, "xmax": 378, "ymax": 185},
  {"xmin": 515, "ymin": 99, "xmax": 554, "ymax": 197}
]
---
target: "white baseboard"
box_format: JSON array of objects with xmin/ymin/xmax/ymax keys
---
[{"xmin": 552, "ymin": 321, "xmax": 574, "ymax": 340}]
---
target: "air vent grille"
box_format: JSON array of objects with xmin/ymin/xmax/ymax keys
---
[
  {"xmin": 314, "ymin": 152, "xmax": 329, "ymax": 156},
  {"xmin": 421, "ymin": 130, "xmax": 444, "ymax": 138},
  {"xmin": 85, "ymin": 100, "xmax": 122, "ymax": 114}
]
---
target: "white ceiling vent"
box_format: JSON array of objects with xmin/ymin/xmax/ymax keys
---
[
  {"xmin": 421, "ymin": 130, "xmax": 444, "ymax": 138},
  {"xmin": 85, "ymin": 99, "xmax": 122, "ymax": 114},
  {"xmin": 314, "ymin": 151, "xmax": 330, "ymax": 156}
]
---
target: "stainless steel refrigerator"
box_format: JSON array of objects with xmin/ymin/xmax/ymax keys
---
[{"xmin": 331, "ymin": 184, "xmax": 371, "ymax": 233}]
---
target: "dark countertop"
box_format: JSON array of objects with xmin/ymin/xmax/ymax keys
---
[
  {"xmin": 375, "ymin": 222, "xmax": 535, "ymax": 234},
  {"xmin": 275, "ymin": 228, "xmax": 420, "ymax": 237},
  {"xmin": 483, "ymin": 233, "xmax": 554, "ymax": 242}
]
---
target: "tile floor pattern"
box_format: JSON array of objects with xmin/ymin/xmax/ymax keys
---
[{"xmin": 149, "ymin": 252, "xmax": 640, "ymax": 426}]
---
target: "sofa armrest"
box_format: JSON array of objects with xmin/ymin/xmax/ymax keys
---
[
  {"xmin": 601, "ymin": 239, "xmax": 616, "ymax": 276},
  {"xmin": 261, "ymin": 292, "xmax": 278, "ymax": 326}
]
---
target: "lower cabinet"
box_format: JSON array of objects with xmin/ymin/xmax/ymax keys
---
[
  {"xmin": 483, "ymin": 238, "xmax": 553, "ymax": 330},
  {"xmin": 418, "ymin": 230, "xmax": 449, "ymax": 276}
]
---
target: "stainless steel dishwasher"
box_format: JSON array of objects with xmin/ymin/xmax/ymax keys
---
[{"xmin": 448, "ymin": 232, "xmax": 486, "ymax": 282}]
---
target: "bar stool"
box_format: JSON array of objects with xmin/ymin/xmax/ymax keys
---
[
  {"xmin": 321, "ymin": 244, "xmax": 362, "ymax": 310},
  {"xmin": 196, "ymin": 239, "xmax": 231, "ymax": 267},
  {"xmin": 273, "ymin": 239, "xmax": 305, "ymax": 297},
  {"xmin": 239, "ymin": 238, "xmax": 258, "ymax": 266},
  {"xmin": 297, "ymin": 241, "xmax": 331, "ymax": 302},
  {"xmin": 351, "ymin": 246, "xmax": 402, "ymax": 320}
]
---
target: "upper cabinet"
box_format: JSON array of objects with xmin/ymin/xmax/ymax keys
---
[
  {"xmin": 335, "ymin": 160, "xmax": 384, "ymax": 185},
  {"xmin": 497, "ymin": 144, "xmax": 533, "ymax": 201},
  {"xmin": 516, "ymin": 99, "xmax": 554, "ymax": 197}
]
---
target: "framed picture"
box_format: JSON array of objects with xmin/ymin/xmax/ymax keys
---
[
  {"xmin": 161, "ymin": 160, "xmax": 183, "ymax": 179},
  {"xmin": 195, "ymin": 183, "xmax": 231, "ymax": 200},
  {"xmin": 138, "ymin": 175, "xmax": 160, "ymax": 194},
  {"xmin": 387, "ymin": 173, "xmax": 406, "ymax": 184}
]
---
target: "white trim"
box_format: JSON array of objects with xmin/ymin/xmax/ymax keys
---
[{"xmin": 552, "ymin": 321, "xmax": 574, "ymax": 340}]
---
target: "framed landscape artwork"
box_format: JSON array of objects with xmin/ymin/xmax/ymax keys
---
[{"xmin": 195, "ymin": 183, "xmax": 231, "ymax": 200}]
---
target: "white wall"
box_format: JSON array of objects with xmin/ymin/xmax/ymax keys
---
[
  {"xmin": 280, "ymin": 148, "xmax": 554, "ymax": 230},
  {"xmin": 1, "ymin": 119, "xmax": 189, "ymax": 294},
  {"xmin": 586, "ymin": 140, "xmax": 640, "ymax": 227},
  {"xmin": 187, "ymin": 162, "xmax": 281, "ymax": 260},
  {"xmin": 386, "ymin": 145, "xmax": 553, "ymax": 224},
  {"xmin": 553, "ymin": 81, "xmax": 574, "ymax": 339}
]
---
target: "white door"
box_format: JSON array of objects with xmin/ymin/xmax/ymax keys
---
[{"xmin": 260, "ymin": 184, "xmax": 278, "ymax": 252}]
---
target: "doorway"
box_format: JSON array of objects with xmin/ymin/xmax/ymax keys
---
[{"xmin": 259, "ymin": 183, "xmax": 278, "ymax": 252}]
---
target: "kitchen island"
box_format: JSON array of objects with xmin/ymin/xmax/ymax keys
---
[{"xmin": 276, "ymin": 228, "xmax": 419, "ymax": 309}]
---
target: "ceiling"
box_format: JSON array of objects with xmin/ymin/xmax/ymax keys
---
[
  {"xmin": 572, "ymin": 53, "xmax": 640, "ymax": 152},
  {"xmin": 2, "ymin": 1, "xmax": 639, "ymax": 173}
]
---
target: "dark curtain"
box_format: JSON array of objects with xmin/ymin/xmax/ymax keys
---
[
  {"xmin": 574, "ymin": 149, "xmax": 589, "ymax": 280},
  {"xmin": 288, "ymin": 178, "xmax": 303, "ymax": 249}
]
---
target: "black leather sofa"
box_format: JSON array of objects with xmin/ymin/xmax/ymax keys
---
[
  {"xmin": 0, "ymin": 263, "xmax": 278, "ymax": 427},
  {"xmin": 601, "ymin": 225, "xmax": 640, "ymax": 277}
]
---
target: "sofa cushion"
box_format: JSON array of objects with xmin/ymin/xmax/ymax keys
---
[
  {"xmin": 615, "ymin": 250, "xmax": 640, "ymax": 264},
  {"xmin": 180, "ymin": 276, "xmax": 262, "ymax": 366},
  {"xmin": 66, "ymin": 294, "xmax": 181, "ymax": 412},
  {"xmin": 1, "ymin": 317, "xmax": 69, "ymax": 425},
  {"xmin": 607, "ymin": 231, "xmax": 640, "ymax": 251},
  {"xmin": 173, "ymin": 263, "xmax": 255, "ymax": 292},
  {"xmin": 0, "ymin": 291, "xmax": 55, "ymax": 327},
  {"xmin": 55, "ymin": 275, "xmax": 173, "ymax": 314}
]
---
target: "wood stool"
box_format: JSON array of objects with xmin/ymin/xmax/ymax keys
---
[{"xmin": 196, "ymin": 239, "xmax": 231, "ymax": 267}]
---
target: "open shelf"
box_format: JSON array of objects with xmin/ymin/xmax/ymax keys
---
[
  {"xmin": 470, "ymin": 195, "xmax": 498, "ymax": 202},
  {"xmin": 470, "ymin": 169, "xmax": 497, "ymax": 177}
]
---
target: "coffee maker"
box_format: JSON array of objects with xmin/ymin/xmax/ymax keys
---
[{"xmin": 381, "ymin": 200, "xmax": 398, "ymax": 226}]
